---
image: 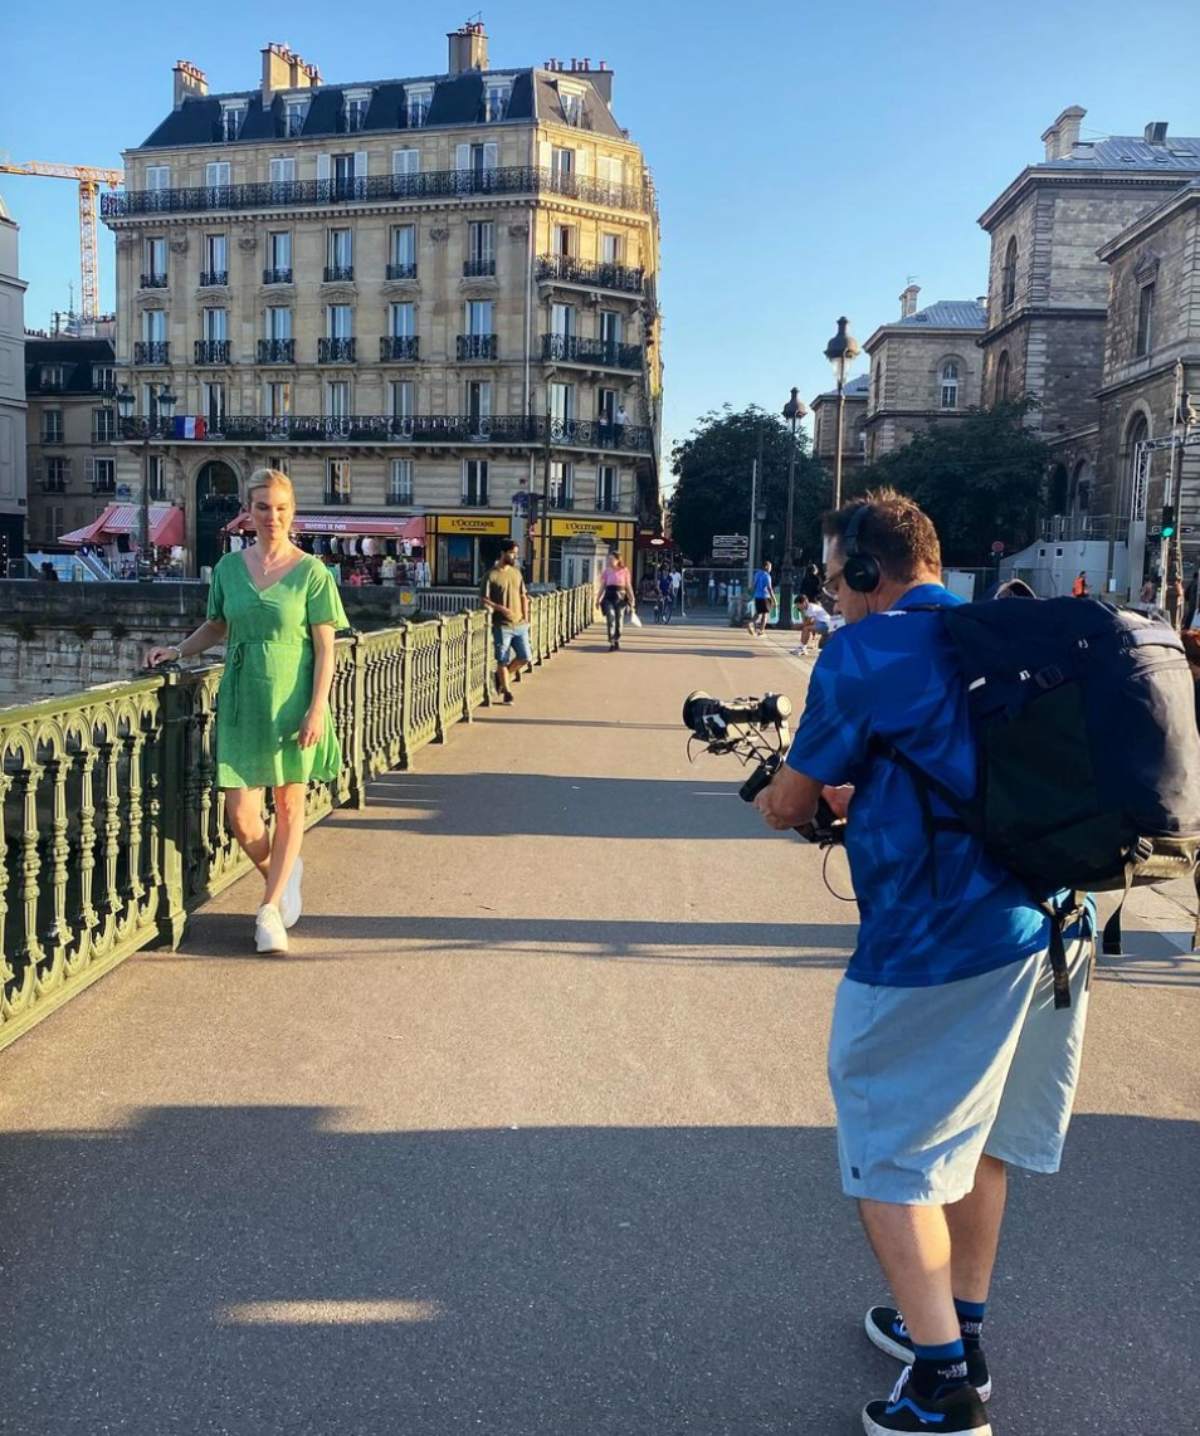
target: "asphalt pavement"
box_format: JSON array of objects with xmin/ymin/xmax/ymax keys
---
[{"xmin": 0, "ymin": 610, "xmax": 1196, "ymax": 1435}]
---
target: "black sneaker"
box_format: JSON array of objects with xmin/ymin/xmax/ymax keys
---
[
  {"xmin": 503, "ymin": 690, "xmax": 515, "ymax": 705},
  {"xmin": 865, "ymin": 1308, "xmax": 991, "ymax": 1402},
  {"xmin": 862, "ymin": 1367, "xmax": 991, "ymax": 1435}
]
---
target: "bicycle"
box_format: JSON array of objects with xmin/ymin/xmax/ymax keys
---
[{"xmin": 655, "ymin": 593, "xmax": 673, "ymax": 624}]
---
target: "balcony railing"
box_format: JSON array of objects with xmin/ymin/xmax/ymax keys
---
[
  {"xmin": 386, "ymin": 487, "xmax": 414, "ymax": 506},
  {"xmin": 549, "ymin": 491, "xmax": 574, "ymax": 510},
  {"xmin": 199, "ymin": 269, "xmax": 228, "ymax": 286},
  {"xmin": 318, "ymin": 338, "xmax": 357, "ymax": 363},
  {"xmin": 262, "ymin": 266, "xmax": 293, "ymax": 284},
  {"xmin": 133, "ymin": 341, "xmax": 170, "ymax": 365},
  {"xmin": 323, "ymin": 264, "xmax": 354, "ymax": 282},
  {"xmin": 194, "ymin": 340, "xmax": 231, "ymax": 365},
  {"xmin": 541, "ymin": 334, "xmax": 643, "ymax": 370},
  {"xmin": 324, "ymin": 489, "xmax": 352, "ymax": 506},
  {"xmin": 380, "ymin": 336, "xmax": 420, "ymax": 361},
  {"xmin": 257, "ymin": 338, "xmax": 296, "ymax": 364},
  {"xmin": 535, "ymin": 255, "xmax": 645, "ymax": 294},
  {"xmin": 133, "ymin": 413, "xmax": 654, "ymax": 451},
  {"xmin": 461, "ymin": 490, "xmax": 489, "ymax": 507},
  {"xmin": 596, "ymin": 495, "xmax": 622, "ymax": 513},
  {"xmin": 457, "ymin": 334, "xmax": 497, "ymax": 361},
  {"xmin": 463, "ymin": 257, "xmax": 496, "ymax": 278},
  {"xmin": 92, "ymin": 475, "xmax": 117, "ymax": 494},
  {"xmin": 102, "ymin": 166, "xmax": 654, "ymax": 220},
  {"xmin": 139, "ymin": 272, "xmax": 168, "ymax": 289},
  {"xmin": 386, "ymin": 262, "xmax": 417, "ymax": 280}
]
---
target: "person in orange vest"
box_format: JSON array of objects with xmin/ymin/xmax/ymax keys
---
[{"xmin": 1071, "ymin": 570, "xmax": 1089, "ymax": 598}]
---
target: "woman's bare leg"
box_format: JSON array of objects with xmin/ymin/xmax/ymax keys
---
[
  {"xmin": 263, "ymin": 783, "xmax": 306, "ymax": 908},
  {"xmin": 223, "ymin": 788, "xmax": 271, "ymax": 877}
]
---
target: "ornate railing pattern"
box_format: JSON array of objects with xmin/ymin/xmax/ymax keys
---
[{"xmin": 0, "ymin": 587, "xmax": 593, "ymax": 1053}]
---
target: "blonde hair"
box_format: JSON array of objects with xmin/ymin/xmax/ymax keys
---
[{"xmin": 246, "ymin": 468, "xmax": 296, "ymax": 507}]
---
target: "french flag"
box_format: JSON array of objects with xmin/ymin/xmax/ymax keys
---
[{"xmin": 173, "ymin": 415, "xmax": 208, "ymax": 439}]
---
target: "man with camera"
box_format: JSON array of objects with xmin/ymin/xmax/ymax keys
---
[{"xmin": 755, "ymin": 490, "xmax": 1092, "ymax": 1436}]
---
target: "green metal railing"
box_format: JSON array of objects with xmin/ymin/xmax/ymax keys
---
[{"xmin": 0, "ymin": 585, "xmax": 594, "ymax": 1053}]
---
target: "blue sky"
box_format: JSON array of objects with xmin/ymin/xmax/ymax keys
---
[{"xmin": 2, "ymin": 0, "xmax": 1197, "ymax": 471}]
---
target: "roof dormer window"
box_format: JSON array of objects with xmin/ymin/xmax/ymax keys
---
[
  {"xmin": 556, "ymin": 81, "xmax": 586, "ymax": 127},
  {"xmin": 485, "ymin": 78, "xmax": 512, "ymax": 122},
  {"xmin": 283, "ymin": 96, "xmax": 310, "ymax": 137},
  {"xmin": 406, "ymin": 84, "xmax": 433, "ymax": 128},
  {"xmin": 220, "ymin": 100, "xmax": 247, "ymax": 141},
  {"xmin": 344, "ymin": 89, "xmax": 371, "ymax": 133}
]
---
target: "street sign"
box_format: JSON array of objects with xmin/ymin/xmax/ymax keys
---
[
  {"xmin": 712, "ymin": 534, "xmax": 749, "ymax": 547},
  {"xmin": 990, "ymin": 540, "xmax": 1005, "ymax": 555}
]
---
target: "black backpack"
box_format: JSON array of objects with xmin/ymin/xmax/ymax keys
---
[{"xmin": 876, "ymin": 598, "xmax": 1200, "ymax": 1005}]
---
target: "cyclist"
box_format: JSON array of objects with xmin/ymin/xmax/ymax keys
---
[{"xmin": 656, "ymin": 568, "xmax": 674, "ymax": 623}]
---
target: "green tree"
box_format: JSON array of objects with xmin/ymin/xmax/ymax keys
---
[
  {"xmin": 852, "ymin": 401, "xmax": 1050, "ymax": 566},
  {"xmin": 668, "ymin": 405, "xmax": 829, "ymax": 566}
]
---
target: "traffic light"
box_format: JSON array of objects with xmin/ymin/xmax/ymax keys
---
[{"xmin": 1161, "ymin": 504, "xmax": 1176, "ymax": 539}]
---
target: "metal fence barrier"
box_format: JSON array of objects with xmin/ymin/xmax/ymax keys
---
[{"xmin": 0, "ymin": 585, "xmax": 594, "ymax": 1053}]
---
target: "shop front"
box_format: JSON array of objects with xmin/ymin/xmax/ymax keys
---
[
  {"xmin": 426, "ymin": 513, "xmax": 514, "ymax": 586},
  {"xmin": 223, "ymin": 512, "xmax": 426, "ymax": 587},
  {"xmin": 531, "ymin": 516, "xmax": 636, "ymax": 587}
]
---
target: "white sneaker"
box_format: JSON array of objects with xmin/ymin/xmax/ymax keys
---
[
  {"xmin": 279, "ymin": 856, "xmax": 303, "ymax": 929},
  {"xmin": 255, "ymin": 903, "xmax": 289, "ymax": 955}
]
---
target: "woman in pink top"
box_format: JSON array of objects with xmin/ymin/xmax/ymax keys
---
[{"xmin": 596, "ymin": 553, "xmax": 634, "ymax": 650}]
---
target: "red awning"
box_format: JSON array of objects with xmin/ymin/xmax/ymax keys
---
[
  {"xmin": 59, "ymin": 504, "xmax": 185, "ymax": 548},
  {"xmin": 224, "ymin": 513, "xmax": 426, "ymax": 540}
]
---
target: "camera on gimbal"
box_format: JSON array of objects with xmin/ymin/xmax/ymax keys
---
[{"xmin": 681, "ymin": 690, "xmax": 845, "ymax": 847}]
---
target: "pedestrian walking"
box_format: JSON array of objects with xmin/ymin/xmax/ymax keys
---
[
  {"xmin": 596, "ymin": 551, "xmax": 634, "ymax": 650},
  {"xmin": 747, "ymin": 559, "xmax": 775, "ymax": 637},
  {"xmin": 707, "ymin": 573, "xmax": 717, "ymax": 606},
  {"xmin": 671, "ymin": 566, "xmax": 684, "ymax": 615},
  {"xmin": 755, "ymin": 490, "xmax": 1095, "ymax": 1436},
  {"xmin": 1071, "ymin": 569, "xmax": 1089, "ymax": 597},
  {"xmin": 656, "ymin": 567, "xmax": 674, "ymax": 623},
  {"xmin": 480, "ymin": 538, "xmax": 531, "ymax": 705},
  {"xmin": 144, "ymin": 469, "xmax": 348, "ymax": 956}
]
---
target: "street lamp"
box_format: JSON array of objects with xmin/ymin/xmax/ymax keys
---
[
  {"xmin": 823, "ymin": 315, "xmax": 861, "ymax": 512},
  {"xmin": 777, "ymin": 386, "xmax": 807, "ymax": 630},
  {"xmin": 117, "ymin": 381, "xmax": 176, "ymax": 579}
]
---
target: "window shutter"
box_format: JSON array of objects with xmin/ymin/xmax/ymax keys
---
[
  {"xmin": 316, "ymin": 153, "xmax": 331, "ymax": 181},
  {"xmin": 537, "ymin": 140, "xmax": 551, "ymax": 171},
  {"xmin": 574, "ymin": 148, "xmax": 588, "ymax": 177},
  {"xmin": 455, "ymin": 143, "xmax": 470, "ymax": 171},
  {"xmin": 84, "ymin": 457, "xmax": 95, "ymax": 488},
  {"xmin": 354, "ymin": 150, "xmax": 368, "ymax": 180},
  {"xmin": 483, "ymin": 141, "xmax": 498, "ymax": 172}
]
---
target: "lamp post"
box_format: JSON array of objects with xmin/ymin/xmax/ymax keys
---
[
  {"xmin": 116, "ymin": 382, "xmax": 176, "ymax": 579},
  {"xmin": 777, "ymin": 386, "xmax": 807, "ymax": 630},
  {"xmin": 823, "ymin": 315, "xmax": 861, "ymax": 512}
]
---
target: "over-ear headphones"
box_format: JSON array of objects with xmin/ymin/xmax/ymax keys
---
[{"xmin": 842, "ymin": 504, "xmax": 881, "ymax": 594}]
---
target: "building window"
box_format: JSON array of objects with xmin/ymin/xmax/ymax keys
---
[
  {"xmin": 42, "ymin": 410, "xmax": 64, "ymax": 443},
  {"xmin": 267, "ymin": 306, "xmax": 292, "ymax": 339},
  {"xmin": 466, "ymin": 220, "xmax": 495, "ymax": 275},
  {"xmin": 284, "ymin": 100, "xmax": 309, "ymax": 137},
  {"xmin": 466, "ymin": 380, "xmax": 492, "ymax": 431},
  {"xmin": 344, "ymin": 91, "xmax": 370, "ymax": 132},
  {"xmin": 389, "ymin": 302, "xmax": 415, "ymax": 338},
  {"xmin": 40, "ymin": 364, "xmax": 65, "ymax": 389},
  {"xmin": 220, "ymin": 103, "xmax": 246, "ymax": 141},
  {"xmin": 44, "ymin": 457, "xmax": 68, "ymax": 492},
  {"xmin": 326, "ymin": 228, "xmax": 353, "ymax": 279},
  {"xmin": 465, "ymin": 299, "xmax": 493, "ymax": 335},
  {"xmin": 326, "ymin": 304, "xmax": 353, "ymax": 339},
  {"xmin": 551, "ymin": 302, "xmax": 576, "ymax": 339},
  {"xmin": 597, "ymin": 464, "xmax": 618, "ymax": 512},
  {"xmin": 558, "ymin": 86, "xmax": 585, "ymax": 126},
  {"xmin": 600, "ymin": 232, "xmax": 623, "ymax": 265},
  {"xmin": 388, "ymin": 458, "xmax": 413, "ymax": 505},
  {"xmin": 45, "ymin": 504, "xmax": 64, "ymax": 541},
  {"xmin": 147, "ymin": 455, "xmax": 166, "ymax": 500},
  {"xmin": 205, "ymin": 161, "xmax": 231, "ymax": 190},
  {"xmin": 1002, "ymin": 237, "xmax": 1018, "ymax": 311},
  {"xmin": 389, "ymin": 224, "xmax": 416, "ymax": 277},
  {"xmin": 92, "ymin": 364, "xmax": 116, "ymax": 392},
  {"xmin": 326, "ymin": 459, "xmax": 352, "ymax": 505},
  {"xmin": 389, "ymin": 380, "xmax": 414, "ymax": 421},
  {"xmin": 462, "ymin": 459, "xmax": 488, "ymax": 506},
  {"xmin": 599, "ymin": 310, "xmax": 622, "ymax": 348},
  {"xmin": 265, "ymin": 455, "xmax": 290, "ymax": 476},
  {"xmin": 550, "ymin": 381, "xmax": 575, "ymax": 434},
  {"xmin": 392, "ymin": 148, "xmax": 420, "ymax": 180},
  {"xmin": 203, "ymin": 307, "xmax": 228, "ymax": 341},
  {"xmin": 143, "ymin": 237, "xmax": 167, "ymax": 285},
  {"xmin": 995, "ymin": 350, "xmax": 1011, "ymax": 404},
  {"xmin": 92, "ymin": 457, "xmax": 116, "ymax": 493},
  {"xmin": 1135, "ymin": 283, "xmax": 1155, "ymax": 357},
  {"xmin": 145, "ymin": 165, "xmax": 170, "ymax": 192},
  {"xmin": 202, "ymin": 234, "xmax": 228, "ymax": 284},
  {"xmin": 264, "ymin": 382, "xmax": 293, "ymax": 417},
  {"xmin": 93, "ymin": 407, "xmax": 117, "ymax": 443},
  {"xmin": 406, "ymin": 86, "xmax": 433, "ymax": 128},
  {"xmin": 202, "ymin": 381, "xmax": 225, "ymax": 430},
  {"xmin": 549, "ymin": 460, "xmax": 574, "ymax": 508},
  {"xmin": 550, "ymin": 146, "xmax": 574, "ymax": 181},
  {"xmin": 325, "ymin": 381, "xmax": 351, "ymax": 418},
  {"xmin": 939, "ymin": 360, "xmax": 960, "ymax": 410},
  {"xmin": 269, "ymin": 158, "xmax": 297, "ymax": 186},
  {"xmin": 872, "ymin": 358, "xmax": 883, "ymax": 408},
  {"xmin": 485, "ymin": 81, "xmax": 511, "ymax": 121}
]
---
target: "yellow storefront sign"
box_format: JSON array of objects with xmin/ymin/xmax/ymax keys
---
[
  {"xmin": 435, "ymin": 514, "xmax": 512, "ymax": 536},
  {"xmin": 549, "ymin": 518, "xmax": 622, "ymax": 540}
]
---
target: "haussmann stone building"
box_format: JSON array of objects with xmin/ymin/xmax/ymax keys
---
[{"xmin": 100, "ymin": 21, "xmax": 663, "ymax": 584}]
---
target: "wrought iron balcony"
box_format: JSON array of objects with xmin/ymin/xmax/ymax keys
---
[
  {"xmin": 541, "ymin": 334, "xmax": 643, "ymax": 370},
  {"xmin": 102, "ymin": 165, "xmax": 655, "ymax": 220},
  {"xmin": 549, "ymin": 491, "xmax": 574, "ymax": 510},
  {"xmin": 386, "ymin": 486, "xmax": 414, "ymax": 506},
  {"xmin": 380, "ymin": 336, "xmax": 420, "ymax": 361},
  {"xmin": 194, "ymin": 340, "xmax": 231, "ymax": 365},
  {"xmin": 92, "ymin": 475, "xmax": 117, "ymax": 494},
  {"xmin": 139, "ymin": 272, "xmax": 168, "ymax": 289},
  {"xmin": 323, "ymin": 265, "xmax": 354, "ymax": 282},
  {"xmin": 595, "ymin": 496, "xmax": 622, "ymax": 513},
  {"xmin": 461, "ymin": 489, "xmax": 489, "ymax": 507},
  {"xmin": 457, "ymin": 334, "xmax": 497, "ymax": 360},
  {"xmin": 133, "ymin": 341, "xmax": 170, "ymax": 365},
  {"xmin": 386, "ymin": 262, "xmax": 417, "ymax": 280},
  {"xmin": 323, "ymin": 489, "xmax": 352, "ymax": 506},
  {"xmin": 535, "ymin": 255, "xmax": 645, "ymax": 294},
  {"xmin": 463, "ymin": 257, "xmax": 496, "ymax": 278},
  {"xmin": 262, "ymin": 267, "xmax": 293, "ymax": 285},
  {"xmin": 199, "ymin": 269, "xmax": 228, "ymax": 286},
  {"xmin": 318, "ymin": 338, "xmax": 356, "ymax": 363},
  {"xmin": 257, "ymin": 338, "xmax": 296, "ymax": 363},
  {"xmin": 133, "ymin": 413, "xmax": 654, "ymax": 451}
]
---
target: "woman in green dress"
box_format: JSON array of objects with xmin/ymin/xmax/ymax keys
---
[{"xmin": 146, "ymin": 470, "xmax": 347, "ymax": 955}]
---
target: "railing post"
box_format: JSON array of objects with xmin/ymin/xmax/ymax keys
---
[
  {"xmin": 461, "ymin": 611, "xmax": 473, "ymax": 722},
  {"xmin": 434, "ymin": 615, "xmax": 448, "ymax": 742},
  {"xmin": 348, "ymin": 631, "xmax": 367, "ymax": 809},
  {"xmin": 399, "ymin": 625, "xmax": 414, "ymax": 768},
  {"xmin": 155, "ymin": 672, "xmax": 189, "ymax": 950}
]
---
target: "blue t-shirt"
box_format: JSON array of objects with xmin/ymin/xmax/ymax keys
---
[
  {"xmin": 785, "ymin": 584, "xmax": 1050, "ymax": 986},
  {"xmin": 753, "ymin": 569, "xmax": 773, "ymax": 600}
]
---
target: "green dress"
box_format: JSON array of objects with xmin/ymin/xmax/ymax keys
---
[{"xmin": 206, "ymin": 552, "xmax": 349, "ymax": 789}]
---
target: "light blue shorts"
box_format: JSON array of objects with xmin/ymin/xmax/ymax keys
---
[
  {"xmin": 493, "ymin": 623, "xmax": 531, "ymax": 665},
  {"xmin": 828, "ymin": 934, "xmax": 1093, "ymax": 1205}
]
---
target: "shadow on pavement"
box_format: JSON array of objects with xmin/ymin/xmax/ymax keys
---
[{"xmin": 0, "ymin": 1112, "xmax": 1194, "ymax": 1436}]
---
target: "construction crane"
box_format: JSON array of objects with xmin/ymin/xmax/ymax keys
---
[{"xmin": 0, "ymin": 159, "xmax": 124, "ymax": 321}]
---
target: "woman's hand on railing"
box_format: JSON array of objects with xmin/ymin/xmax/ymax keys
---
[{"xmin": 144, "ymin": 644, "xmax": 181, "ymax": 668}]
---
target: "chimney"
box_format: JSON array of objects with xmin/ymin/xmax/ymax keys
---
[
  {"xmin": 1144, "ymin": 121, "xmax": 1169, "ymax": 145},
  {"xmin": 173, "ymin": 59, "xmax": 208, "ymax": 109},
  {"xmin": 899, "ymin": 282, "xmax": 921, "ymax": 319},
  {"xmin": 448, "ymin": 20, "xmax": 489, "ymax": 76},
  {"xmin": 261, "ymin": 43, "xmax": 319, "ymax": 104},
  {"xmin": 1041, "ymin": 105, "xmax": 1086, "ymax": 161}
]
